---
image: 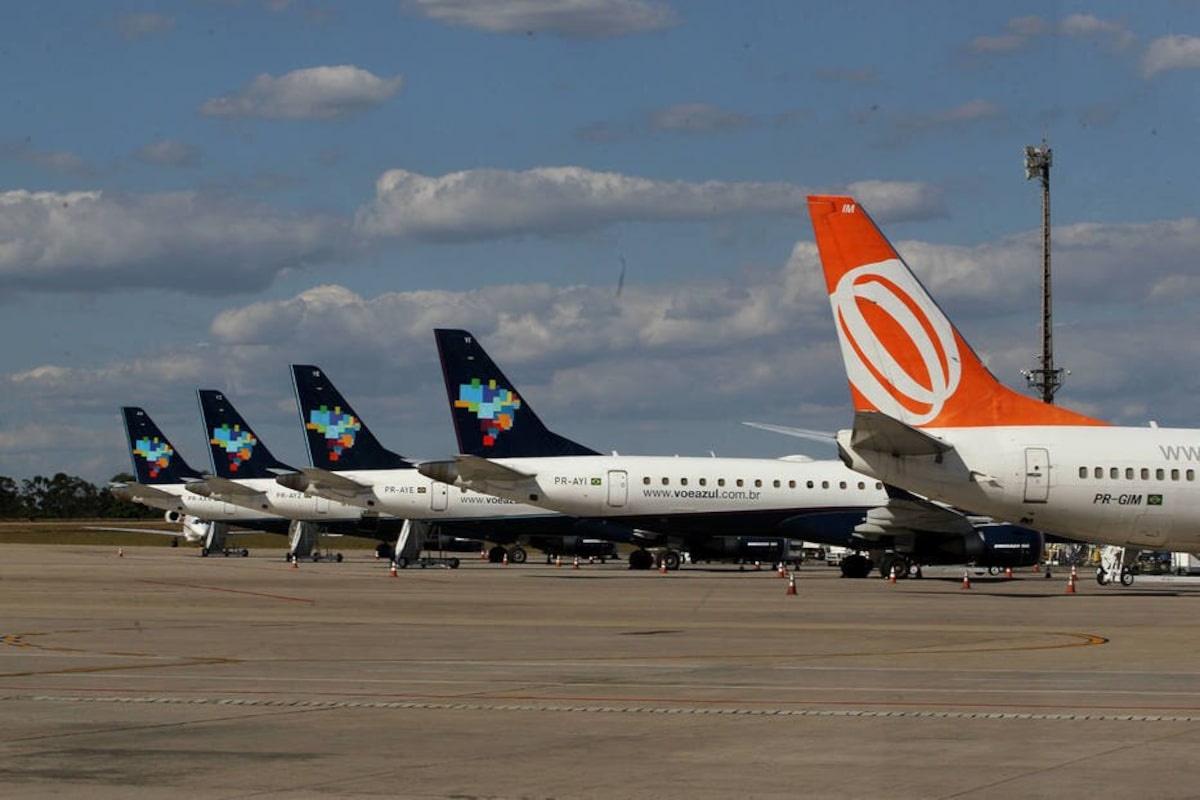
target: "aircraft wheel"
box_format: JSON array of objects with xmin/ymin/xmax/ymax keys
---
[
  {"xmin": 840, "ymin": 554, "xmax": 870, "ymax": 579},
  {"xmin": 1095, "ymin": 567, "xmax": 1109, "ymax": 586},
  {"xmin": 663, "ymin": 550, "xmax": 682, "ymax": 571},
  {"xmin": 628, "ymin": 549, "xmax": 654, "ymax": 570},
  {"xmin": 487, "ymin": 545, "xmax": 507, "ymax": 564},
  {"xmin": 508, "ymin": 546, "xmax": 527, "ymax": 564},
  {"xmin": 241, "ymin": 548, "xmax": 249, "ymax": 557},
  {"xmin": 908, "ymin": 563, "xmax": 923, "ymax": 579},
  {"xmin": 988, "ymin": 566, "xmax": 1001, "ymax": 576},
  {"xmin": 1120, "ymin": 568, "xmax": 1135, "ymax": 587},
  {"xmin": 449, "ymin": 558, "xmax": 461, "ymax": 569},
  {"xmin": 395, "ymin": 556, "xmax": 409, "ymax": 569},
  {"xmin": 201, "ymin": 547, "xmax": 209, "ymax": 557},
  {"xmin": 335, "ymin": 553, "xmax": 344, "ymax": 563}
]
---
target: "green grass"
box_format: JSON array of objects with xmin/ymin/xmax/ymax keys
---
[{"xmin": 0, "ymin": 520, "xmax": 381, "ymax": 549}]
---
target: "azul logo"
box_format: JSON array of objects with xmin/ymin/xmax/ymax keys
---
[
  {"xmin": 832, "ymin": 258, "xmax": 961, "ymax": 425},
  {"xmin": 456, "ymin": 379, "xmax": 521, "ymax": 447},
  {"xmin": 134, "ymin": 436, "xmax": 173, "ymax": 479},
  {"xmin": 306, "ymin": 405, "xmax": 360, "ymax": 463},
  {"xmin": 210, "ymin": 424, "xmax": 256, "ymax": 473}
]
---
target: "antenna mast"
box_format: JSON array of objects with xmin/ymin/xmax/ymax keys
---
[{"xmin": 1021, "ymin": 140, "xmax": 1065, "ymax": 404}]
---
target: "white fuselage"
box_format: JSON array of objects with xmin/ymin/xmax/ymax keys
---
[
  {"xmin": 206, "ymin": 478, "xmax": 392, "ymax": 522},
  {"xmin": 838, "ymin": 425, "xmax": 1200, "ymax": 551},
  {"xmin": 301, "ymin": 469, "xmax": 562, "ymax": 522},
  {"xmin": 125, "ymin": 483, "xmax": 287, "ymax": 523},
  {"xmin": 445, "ymin": 455, "xmax": 884, "ymax": 518}
]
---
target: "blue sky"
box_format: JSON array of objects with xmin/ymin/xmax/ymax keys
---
[{"xmin": 4, "ymin": 0, "xmax": 1200, "ymax": 482}]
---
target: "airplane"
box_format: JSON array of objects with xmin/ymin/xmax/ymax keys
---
[
  {"xmin": 272, "ymin": 365, "xmax": 628, "ymax": 564},
  {"xmin": 807, "ymin": 193, "xmax": 1200, "ymax": 586},
  {"xmin": 112, "ymin": 406, "xmax": 291, "ymax": 556},
  {"xmin": 192, "ymin": 389, "xmax": 411, "ymax": 560},
  {"xmin": 417, "ymin": 328, "xmax": 1044, "ymax": 576}
]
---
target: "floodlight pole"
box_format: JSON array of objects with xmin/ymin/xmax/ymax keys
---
[{"xmin": 1022, "ymin": 140, "xmax": 1064, "ymax": 404}]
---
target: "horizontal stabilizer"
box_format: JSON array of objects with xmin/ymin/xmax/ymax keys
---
[
  {"xmin": 741, "ymin": 421, "xmax": 837, "ymax": 445},
  {"xmin": 275, "ymin": 467, "xmax": 372, "ymax": 499},
  {"xmin": 418, "ymin": 454, "xmax": 536, "ymax": 487},
  {"xmin": 856, "ymin": 493, "xmax": 975, "ymax": 539},
  {"xmin": 110, "ymin": 482, "xmax": 179, "ymax": 504},
  {"xmin": 191, "ymin": 475, "xmax": 267, "ymax": 500},
  {"xmin": 849, "ymin": 410, "xmax": 952, "ymax": 457}
]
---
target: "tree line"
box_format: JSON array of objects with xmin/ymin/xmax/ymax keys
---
[{"xmin": 0, "ymin": 473, "xmax": 157, "ymax": 520}]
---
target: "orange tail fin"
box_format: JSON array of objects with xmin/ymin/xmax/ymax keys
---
[{"xmin": 807, "ymin": 195, "xmax": 1104, "ymax": 428}]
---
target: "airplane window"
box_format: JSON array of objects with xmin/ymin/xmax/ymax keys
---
[
  {"xmin": 643, "ymin": 477, "xmax": 650, "ymax": 485},
  {"xmin": 1093, "ymin": 467, "xmax": 1102, "ymax": 479},
  {"xmin": 754, "ymin": 479, "xmax": 762, "ymax": 488},
  {"xmin": 1189, "ymin": 469, "xmax": 1196, "ymax": 482},
  {"xmin": 1078, "ymin": 467, "xmax": 1087, "ymax": 479},
  {"xmin": 699, "ymin": 478, "xmax": 707, "ymax": 487},
  {"xmin": 807, "ymin": 481, "xmax": 814, "ymax": 489},
  {"xmin": 1125, "ymin": 468, "xmax": 1134, "ymax": 480},
  {"xmin": 718, "ymin": 478, "xmax": 726, "ymax": 487},
  {"xmin": 839, "ymin": 481, "xmax": 847, "ymax": 489},
  {"xmin": 680, "ymin": 478, "xmax": 688, "ymax": 486},
  {"xmin": 789, "ymin": 480, "xmax": 796, "ymax": 489},
  {"xmin": 1110, "ymin": 467, "xmax": 1119, "ymax": 480},
  {"xmin": 858, "ymin": 481, "xmax": 865, "ymax": 489},
  {"xmin": 661, "ymin": 477, "xmax": 669, "ymax": 486},
  {"xmin": 1156, "ymin": 469, "xmax": 1165, "ymax": 480},
  {"xmin": 737, "ymin": 479, "xmax": 744, "ymax": 488},
  {"xmin": 1141, "ymin": 468, "xmax": 1150, "ymax": 480},
  {"xmin": 1172, "ymin": 469, "xmax": 1180, "ymax": 481},
  {"xmin": 773, "ymin": 480, "xmax": 781, "ymax": 488},
  {"xmin": 822, "ymin": 481, "xmax": 829, "ymax": 489}
]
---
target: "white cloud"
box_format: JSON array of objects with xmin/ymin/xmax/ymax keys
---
[
  {"xmin": 1141, "ymin": 35, "xmax": 1200, "ymax": 78},
  {"xmin": 0, "ymin": 189, "xmax": 352, "ymax": 293},
  {"xmin": 355, "ymin": 166, "xmax": 945, "ymax": 240},
  {"xmin": 649, "ymin": 103, "xmax": 752, "ymax": 134},
  {"xmin": 0, "ymin": 140, "xmax": 92, "ymax": 175},
  {"xmin": 112, "ymin": 12, "xmax": 175, "ymax": 41},
  {"xmin": 883, "ymin": 99, "xmax": 1003, "ymax": 145},
  {"xmin": 200, "ymin": 66, "xmax": 404, "ymax": 120},
  {"xmin": 405, "ymin": 0, "xmax": 677, "ymax": 38},
  {"xmin": 967, "ymin": 14, "xmax": 1133, "ymax": 56},
  {"xmin": 134, "ymin": 139, "xmax": 200, "ymax": 168}
]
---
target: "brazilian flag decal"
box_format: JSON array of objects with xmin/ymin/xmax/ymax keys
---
[
  {"xmin": 590, "ymin": 477, "xmax": 602, "ymax": 486},
  {"xmin": 1148, "ymin": 494, "xmax": 1164, "ymax": 506}
]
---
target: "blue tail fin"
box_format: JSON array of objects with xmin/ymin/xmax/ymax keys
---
[
  {"xmin": 121, "ymin": 407, "xmax": 204, "ymax": 484},
  {"xmin": 196, "ymin": 390, "xmax": 295, "ymax": 479},
  {"xmin": 434, "ymin": 328, "xmax": 599, "ymax": 458},
  {"xmin": 290, "ymin": 364, "xmax": 413, "ymax": 471}
]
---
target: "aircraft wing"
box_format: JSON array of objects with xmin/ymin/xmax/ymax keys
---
[
  {"xmin": 84, "ymin": 526, "xmax": 187, "ymax": 537},
  {"xmin": 742, "ymin": 421, "xmax": 837, "ymax": 445},
  {"xmin": 848, "ymin": 410, "xmax": 952, "ymax": 457},
  {"xmin": 190, "ymin": 475, "xmax": 267, "ymax": 501},
  {"xmin": 854, "ymin": 490, "xmax": 976, "ymax": 540}
]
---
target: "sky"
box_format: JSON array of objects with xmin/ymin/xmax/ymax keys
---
[{"xmin": 4, "ymin": 0, "xmax": 1200, "ymax": 483}]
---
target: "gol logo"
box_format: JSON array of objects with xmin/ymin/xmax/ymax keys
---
[{"xmin": 831, "ymin": 259, "xmax": 960, "ymax": 426}]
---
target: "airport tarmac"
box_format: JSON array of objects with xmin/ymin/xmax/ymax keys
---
[{"xmin": 4, "ymin": 544, "xmax": 1200, "ymax": 799}]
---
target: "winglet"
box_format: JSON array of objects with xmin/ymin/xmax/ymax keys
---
[{"xmin": 807, "ymin": 195, "xmax": 1105, "ymax": 428}]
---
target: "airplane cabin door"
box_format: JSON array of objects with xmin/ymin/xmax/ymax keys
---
[
  {"xmin": 1023, "ymin": 448, "xmax": 1050, "ymax": 503},
  {"xmin": 606, "ymin": 470, "xmax": 628, "ymax": 508},
  {"xmin": 430, "ymin": 482, "xmax": 448, "ymax": 512},
  {"xmin": 316, "ymin": 495, "xmax": 330, "ymax": 514}
]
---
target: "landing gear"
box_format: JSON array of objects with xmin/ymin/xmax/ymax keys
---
[
  {"xmin": 487, "ymin": 545, "xmax": 507, "ymax": 563},
  {"xmin": 661, "ymin": 549, "xmax": 682, "ymax": 571},
  {"xmin": 628, "ymin": 549, "xmax": 654, "ymax": 570},
  {"xmin": 878, "ymin": 553, "xmax": 910, "ymax": 580},
  {"xmin": 840, "ymin": 553, "xmax": 873, "ymax": 579},
  {"xmin": 508, "ymin": 546, "xmax": 527, "ymax": 564}
]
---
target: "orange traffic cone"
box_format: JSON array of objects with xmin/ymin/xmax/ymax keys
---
[
  {"xmin": 480, "ymin": 549, "xmax": 487, "ymax": 560},
  {"xmin": 555, "ymin": 554, "xmax": 562, "ymax": 568},
  {"xmin": 572, "ymin": 555, "xmax": 580, "ymax": 569},
  {"xmin": 117, "ymin": 547, "xmax": 123, "ymax": 558},
  {"xmin": 961, "ymin": 569, "xmax": 971, "ymax": 589},
  {"xmin": 1005, "ymin": 566, "xmax": 1014, "ymax": 579},
  {"xmin": 502, "ymin": 551, "xmax": 509, "ymax": 566},
  {"xmin": 888, "ymin": 565, "xmax": 897, "ymax": 584},
  {"xmin": 389, "ymin": 561, "xmax": 398, "ymax": 578},
  {"xmin": 777, "ymin": 562, "xmax": 787, "ymax": 578},
  {"xmin": 1033, "ymin": 562, "xmax": 1040, "ymax": 572},
  {"xmin": 786, "ymin": 572, "xmax": 797, "ymax": 595},
  {"xmin": 754, "ymin": 560, "xmax": 762, "ymax": 571},
  {"xmin": 1066, "ymin": 570, "xmax": 1077, "ymax": 594},
  {"xmin": 659, "ymin": 558, "xmax": 668, "ymax": 575},
  {"xmin": 291, "ymin": 555, "xmax": 298, "ymax": 569}
]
